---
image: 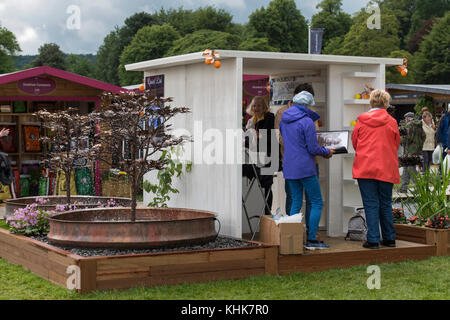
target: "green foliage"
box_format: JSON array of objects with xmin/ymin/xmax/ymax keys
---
[
  {"xmin": 66, "ymin": 54, "xmax": 95, "ymax": 78},
  {"xmin": 32, "ymin": 43, "xmax": 67, "ymax": 70},
  {"xmin": 414, "ymin": 96, "xmax": 434, "ymax": 116},
  {"xmin": 95, "ymin": 28, "xmax": 122, "ymax": 85},
  {"xmin": 247, "ymin": 0, "xmax": 308, "ymax": 53},
  {"xmin": 402, "ymin": 162, "xmax": 450, "ymax": 223},
  {"xmin": 0, "ymin": 24, "xmax": 21, "ymax": 73},
  {"xmin": 407, "ymin": 0, "xmax": 450, "ymax": 41},
  {"xmin": 144, "ymin": 148, "xmax": 192, "ymax": 208},
  {"xmin": 386, "ymin": 50, "xmax": 415, "ymax": 84},
  {"xmin": 238, "ymin": 37, "xmax": 279, "ymax": 52},
  {"xmin": 412, "ymin": 12, "xmax": 450, "ymax": 84},
  {"xmin": 166, "ymin": 29, "xmax": 240, "ymax": 56},
  {"xmin": 311, "ymin": 0, "xmax": 352, "ymax": 49},
  {"xmin": 119, "ymin": 25, "xmax": 180, "ymax": 86},
  {"xmin": 380, "ymin": 0, "xmax": 416, "ymax": 49},
  {"xmin": 326, "ymin": 6, "xmax": 401, "ymax": 57}
]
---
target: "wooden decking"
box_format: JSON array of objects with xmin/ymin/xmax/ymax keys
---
[{"xmin": 246, "ymin": 231, "xmax": 437, "ymax": 275}]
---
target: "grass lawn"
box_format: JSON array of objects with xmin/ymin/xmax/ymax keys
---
[{"xmin": 0, "ymin": 255, "xmax": 448, "ymax": 300}]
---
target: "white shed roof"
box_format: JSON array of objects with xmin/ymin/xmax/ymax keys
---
[{"xmin": 126, "ymin": 50, "xmax": 403, "ymax": 72}]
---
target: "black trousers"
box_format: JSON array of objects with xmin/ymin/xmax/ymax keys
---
[{"xmin": 243, "ymin": 164, "xmax": 273, "ymax": 214}]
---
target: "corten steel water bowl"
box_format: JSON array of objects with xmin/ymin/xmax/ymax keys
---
[
  {"xmin": 47, "ymin": 207, "xmax": 220, "ymax": 249},
  {"xmin": 5, "ymin": 196, "xmax": 132, "ymax": 218}
]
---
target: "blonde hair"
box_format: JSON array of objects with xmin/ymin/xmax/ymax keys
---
[
  {"xmin": 246, "ymin": 96, "xmax": 269, "ymax": 116},
  {"xmin": 369, "ymin": 89, "xmax": 391, "ymax": 109}
]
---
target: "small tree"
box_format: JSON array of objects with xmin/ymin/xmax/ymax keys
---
[
  {"xmin": 89, "ymin": 91, "xmax": 190, "ymax": 221},
  {"xmin": 37, "ymin": 108, "xmax": 95, "ymax": 205}
]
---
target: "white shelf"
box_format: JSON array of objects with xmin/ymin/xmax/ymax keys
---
[
  {"xmin": 343, "ymin": 204, "xmax": 364, "ymax": 211},
  {"xmin": 342, "ymin": 152, "xmax": 355, "ymax": 158},
  {"xmin": 343, "ymin": 178, "xmax": 358, "ymax": 185},
  {"xmin": 344, "ymin": 99, "xmax": 370, "ymax": 105},
  {"xmin": 343, "ymin": 72, "xmax": 377, "ymax": 78}
]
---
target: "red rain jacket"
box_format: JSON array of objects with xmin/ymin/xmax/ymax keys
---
[{"xmin": 352, "ymin": 108, "xmax": 400, "ymax": 184}]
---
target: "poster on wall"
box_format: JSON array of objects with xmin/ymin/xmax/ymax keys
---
[
  {"xmin": 270, "ymin": 74, "xmax": 320, "ymax": 105},
  {"xmin": 145, "ymin": 75, "xmax": 165, "ymax": 97}
]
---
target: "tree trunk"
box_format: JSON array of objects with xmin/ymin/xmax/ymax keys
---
[
  {"xmin": 130, "ymin": 141, "xmax": 137, "ymax": 222},
  {"xmin": 65, "ymin": 169, "xmax": 71, "ymax": 207},
  {"xmin": 131, "ymin": 175, "xmax": 137, "ymax": 222}
]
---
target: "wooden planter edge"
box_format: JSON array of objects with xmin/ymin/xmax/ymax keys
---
[
  {"xmin": 394, "ymin": 223, "xmax": 449, "ymax": 256},
  {"xmin": 0, "ymin": 228, "xmax": 279, "ymax": 294}
]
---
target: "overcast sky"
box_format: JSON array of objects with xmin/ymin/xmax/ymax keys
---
[{"xmin": 0, "ymin": 0, "xmax": 371, "ymax": 55}]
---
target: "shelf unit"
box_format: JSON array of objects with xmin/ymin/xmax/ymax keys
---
[{"xmin": 341, "ymin": 72, "xmax": 377, "ymax": 227}]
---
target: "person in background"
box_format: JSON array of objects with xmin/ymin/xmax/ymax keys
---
[
  {"xmin": 275, "ymin": 83, "xmax": 316, "ymax": 216},
  {"xmin": 244, "ymin": 96, "xmax": 275, "ymax": 215},
  {"xmin": 352, "ymin": 89, "xmax": 400, "ymax": 249},
  {"xmin": 279, "ymin": 91, "xmax": 334, "ymax": 250},
  {"xmin": 399, "ymin": 112, "xmax": 424, "ymax": 193},
  {"xmin": 436, "ymin": 103, "xmax": 450, "ymax": 161},
  {"xmin": 421, "ymin": 111, "xmax": 436, "ymax": 172}
]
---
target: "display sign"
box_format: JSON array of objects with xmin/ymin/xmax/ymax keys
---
[
  {"xmin": 145, "ymin": 75, "xmax": 164, "ymax": 97},
  {"xmin": 18, "ymin": 77, "xmax": 56, "ymax": 95}
]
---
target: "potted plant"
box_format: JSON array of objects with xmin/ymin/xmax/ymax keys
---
[{"xmin": 395, "ymin": 165, "xmax": 449, "ymax": 255}]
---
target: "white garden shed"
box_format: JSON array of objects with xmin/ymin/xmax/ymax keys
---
[{"xmin": 126, "ymin": 50, "xmax": 402, "ymax": 238}]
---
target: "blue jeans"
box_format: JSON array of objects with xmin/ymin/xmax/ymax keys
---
[
  {"xmin": 357, "ymin": 179, "xmax": 396, "ymax": 243},
  {"xmin": 286, "ymin": 175, "xmax": 323, "ymax": 241},
  {"xmin": 285, "ymin": 180, "xmax": 311, "ymax": 221}
]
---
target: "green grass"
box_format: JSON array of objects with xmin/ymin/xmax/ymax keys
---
[
  {"xmin": 0, "ymin": 220, "xmax": 9, "ymax": 231},
  {"xmin": 0, "ymin": 256, "xmax": 448, "ymax": 300}
]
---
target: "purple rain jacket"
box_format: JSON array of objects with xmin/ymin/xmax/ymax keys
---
[{"xmin": 279, "ymin": 104, "xmax": 330, "ymax": 180}]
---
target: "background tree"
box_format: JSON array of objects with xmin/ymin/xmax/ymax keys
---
[
  {"xmin": 380, "ymin": 0, "xmax": 416, "ymax": 50},
  {"xmin": 247, "ymin": 0, "xmax": 308, "ymax": 53},
  {"xmin": 95, "ymin": 28, "xmax": 122, "ymax": 85},
  {"xmin": 238, "ymin": 37, "xmax": 278, "ymax": 52},
  {"xmin": 413, "ymin": 12, "xmax": 450, "ymax": 84},
  {"xmin": 32, "ymin": 43, "xmax": 66, "ymax": 70},
  {"xmin": 325, "ymin": 7, "xmax": 401, "ymax": 57},
  {"xmin": 37, "ymin": 108, "xmax": 95, "ymax": 205},
  {"xmin": 0, "ymin": 24, "xmax": 21, "ymax": 73},
  {"xmin": 119, "ymin": 25, "xmax": 180, "ymax": 86},
  {"xmin": 407, "ymin": 18, "xmax": 437, "ymax": 53},
  {"xmin": 66, "ymin": 54, "xmax": 95, "ymax": 78},
  {"xmin": 385, "ymin": 50, "xmax": 415, "ymax": 84},
  {"xmin": 310, "ymin": 0, "xmax": 352, "ymax": 50},
  {"xmin": 90, "ymin": 91, "xmax": 190, "ymax": 221},
  {"xmin": 166, "ymin": 30, "xmax": 240, "ymax": 56},
  {"xmin": 95, "ymin": 13, "xmax": 156, "ymax": 85},
  {"xmin": 407, "ymin": 0, "xmax": 450, "ymax": 42}
]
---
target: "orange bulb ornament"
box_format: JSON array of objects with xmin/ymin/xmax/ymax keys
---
[
  {"xmin": 214, "ymin": 60, "xmax": 221, "ymax": 69},
  {"xmin": 205, "ymin": 58, "xmax": 213, "ymax": 65},
  {"xmin": 139, "ymin": 84, "xmax": 145, "ymax": 91},
  {"xmin": 401, "ymin": 68, "xmax": 408, "ymax": 77}
]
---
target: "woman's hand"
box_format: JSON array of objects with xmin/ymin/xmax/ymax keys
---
[
  {"xmin": 324, "ymin": 148, "xmax": 335, "ymax": 159},
  {"xmin": 0, "ymin": 128, "xmax": 9, "ymax": 138}
]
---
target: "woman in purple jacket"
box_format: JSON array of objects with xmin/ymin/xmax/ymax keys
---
[{"xmin": 279, "ymin": 91, "xmax": 334, "ymax": 250}]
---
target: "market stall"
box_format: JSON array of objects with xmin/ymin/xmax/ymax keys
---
[
  {"xmin": 0, "ymin": 66, "xmax": 125, "ymax": 200},
  {"xmin": 126, "ymin": 50, "xmax": 402, "ymax": 238}
]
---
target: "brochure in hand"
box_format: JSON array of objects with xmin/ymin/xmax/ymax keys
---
[{"xmin": 316, "ymin": 130, "xmax": 349, "ymax": 154}]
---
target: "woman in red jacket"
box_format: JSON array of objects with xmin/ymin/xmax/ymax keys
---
[{"xmin": 352, "ymin": 89, "xmax": 400, "ymax": 249}]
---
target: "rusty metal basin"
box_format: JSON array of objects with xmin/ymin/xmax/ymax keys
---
[
  {"xmin": 47, "ymin": 207, "xmax": 220, "ymax": 249},
  {"xmin": 5, "ymin": 196, "xmax": 132, "ymax": 218}
]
